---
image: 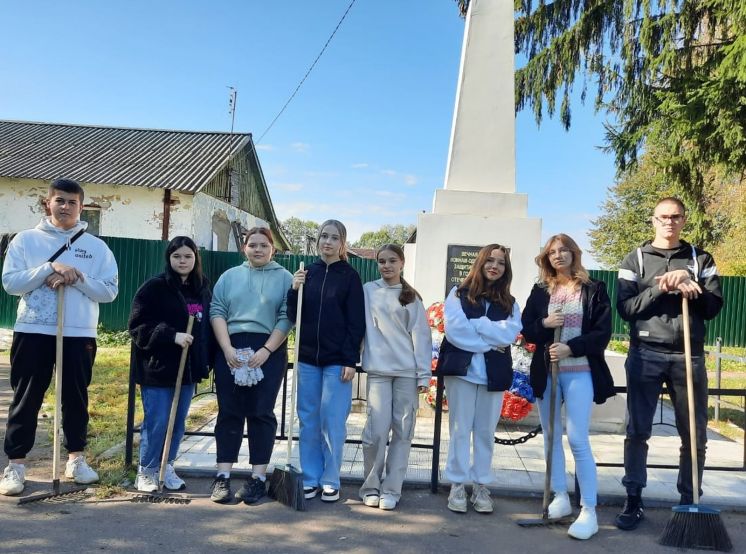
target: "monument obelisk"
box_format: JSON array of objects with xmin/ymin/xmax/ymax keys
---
[{"xmin": 404, "ymin": 0, "xmax": 541, "ymax": 307}]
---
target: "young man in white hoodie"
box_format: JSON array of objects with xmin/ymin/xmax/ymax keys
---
[{"xmin": 0, "ymin": 178, "xmax": 119, "ymax": 496}]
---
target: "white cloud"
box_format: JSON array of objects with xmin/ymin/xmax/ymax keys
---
[
  {"xmin": 375, "ymin": 190, "xmax": 405, "ymax": 198},
  {"xmin": 255, "ymin": 144, "xmax": 274, "ymax": 151},
  {"xmin": 291, "ymin": 142, "xmax": 310, "ymax": 153},
  {"xmin": 274, "ymin": 183, "xmax": 304, "ymax": 192},
  {"xmin": 404, "ymin": 174, "xmax": 418, "ymax": 186},
  {"xmin": 381, "ymin": 169, "xmax": 397, "ymax": 177},
  {"xmin": 351, "ymin": 163, "xmax": 369, "ymax": 169}
]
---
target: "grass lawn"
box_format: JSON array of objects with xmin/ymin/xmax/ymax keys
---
[{"xmin": 41, "ymin": 345, "xmax": 217, "ymax": 488}]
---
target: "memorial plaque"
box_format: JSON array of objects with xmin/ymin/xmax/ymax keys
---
[{"xmin": 444, "ymin": 244, "xmax": 481, "ymax": 296}]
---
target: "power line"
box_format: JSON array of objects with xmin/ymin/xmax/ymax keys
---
[{"xmin": 256, "ymin": 0, "xmax": 358, "ymax": 144}]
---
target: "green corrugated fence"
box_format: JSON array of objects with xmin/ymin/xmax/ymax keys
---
[{"xmin": 1, "ymin": 236, "xmax": 745, "ymax": 346}]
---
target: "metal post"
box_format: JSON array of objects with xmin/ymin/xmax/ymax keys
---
[
  {"xmin": 714, "ymin": 337, "xmax": 722, "ymax": 422},
  {"xmin": 124, "ymin": 344, "xmax": 137, "ymax": 469},
  {"xmin": 430, "ymin": 375, "xmax": 445, "ymax": 493}
]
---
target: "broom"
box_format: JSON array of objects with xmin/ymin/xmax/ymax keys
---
[
  {"xmin": 658, "ymin": 296, "xmax": 732, "ymax": 551},
  {"xmin": 268, "ymin": 262, "xmax": 306, "ymax": 510},
  {"xmin": 516, "ymin": 324, "xmax": 572, "ymax": 526}
]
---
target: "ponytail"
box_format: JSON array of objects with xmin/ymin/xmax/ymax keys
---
[{"xmin": 398, "ymin": 276, "xmax": 422, "ymax": 306}]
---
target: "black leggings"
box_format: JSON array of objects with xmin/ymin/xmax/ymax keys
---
[
  {"xmin": 214, "ymin": 333, "xmax": 287, "ymax": 465},
  {"xmin": 4, "ymin": 332, "xmax": 96, "ymax": 458}
]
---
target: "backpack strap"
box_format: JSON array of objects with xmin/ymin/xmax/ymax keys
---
[{"xmin": 48, "ymin": 228, "xmax": 86, "ymax": 263}]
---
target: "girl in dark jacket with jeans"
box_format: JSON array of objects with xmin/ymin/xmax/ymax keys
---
[
  {"xmin": 521, "ymin": 233, "xmax": 613, "ymax": 540},
  {"xmin": 287, "ymin": 220, "xmax": 365, "ymax": 503},
  {"xmin": 129, "ymin": 236, "xmax": 213, "ymax": 493}
]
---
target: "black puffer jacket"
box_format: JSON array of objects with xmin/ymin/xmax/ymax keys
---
[
  {"xmin": 129, "ymin": 273, "xmax": 214, "ymax": 387},
  {"xmin": 521, "ymin": 279, "xmax": 615, "ymax": 404}
]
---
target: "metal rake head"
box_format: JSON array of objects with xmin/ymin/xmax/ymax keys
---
[{"xmin": 128, "ymin": 494, "xmax": 191, "ymax": 505}]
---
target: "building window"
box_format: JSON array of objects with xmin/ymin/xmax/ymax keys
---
[{"xmin": 81, "ymin": 206, "xmax": 101, "ymax": 236}]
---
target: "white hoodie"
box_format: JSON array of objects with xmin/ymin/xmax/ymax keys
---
[
  {"xmin": 2, "ymin": 218, "xmax": 119, "ymax": 337},
  {"xmin": 361, "ymin": 279, "xmax": 432, "ymax": 388}
]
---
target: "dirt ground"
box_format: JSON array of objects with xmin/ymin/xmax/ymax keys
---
[{"xmin": 1, "ymin": 478, "xmax": 745, "ymax": 553}]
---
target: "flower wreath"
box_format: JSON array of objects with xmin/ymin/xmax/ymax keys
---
[
  {"xmin": 502, "ymin": 334, "xmax": 537, "ymax": 421},
  {"xmin": 425, "ymin": 302, "xmax": 447, "ymax": 411}
]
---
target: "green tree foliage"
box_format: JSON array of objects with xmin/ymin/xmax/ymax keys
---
[
  {"xmin": 512, "ymin": 0, "xmax": 746, "ymax": 205},
  {"xmin": 589, "ymin": 143, "xmax": 738, "ymax": 270},
  {"xmin": 280, "ymin": 217, "xmax": 319, "ymax": 254},
  {"xmin": 352, "ymin": 224, "xmax": 416, "ymax": 249}
]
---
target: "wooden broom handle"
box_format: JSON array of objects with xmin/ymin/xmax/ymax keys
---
[
  {"xmin": 287, "ymin": 262, "xmax": 304, "ymax": 462},
  {"xmin": 682, "ymin": 297, "xmax": 699, "ymax": 505}
]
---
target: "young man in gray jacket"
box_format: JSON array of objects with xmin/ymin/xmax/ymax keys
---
[
  {"xmin": 614, "ymin": 197, "xmax": 722, "ymax": 530},
  {"xmin": 0, "ymin": 178, "xmax": 119, "ymax": 496}
]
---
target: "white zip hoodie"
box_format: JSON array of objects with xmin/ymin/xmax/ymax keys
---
[
  {"xmin": 361, "ymin": 279, "xmax": 432, "ymax": 388},
  {"xmin": 2, "ymin": 218, "xmax": 119, "ymax": 337}
]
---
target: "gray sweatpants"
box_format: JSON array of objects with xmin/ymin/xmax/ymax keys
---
[{"xmin": 359, "ymin": 375, "xmax": 418, "ymax": 501}]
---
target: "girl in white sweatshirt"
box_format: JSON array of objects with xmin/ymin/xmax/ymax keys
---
[{"xmin": 359, "ymin": 244, "xmax": 432, "ymax": 510}]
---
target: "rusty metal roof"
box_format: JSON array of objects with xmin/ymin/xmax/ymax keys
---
[{"xmin": 0, "ymin": 120, "xmax": 250, "ymax": 193}]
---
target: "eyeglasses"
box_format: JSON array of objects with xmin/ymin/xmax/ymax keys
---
[{"xmin": 653, "ymin": 215, "xmax": 684, "ymax": 224}]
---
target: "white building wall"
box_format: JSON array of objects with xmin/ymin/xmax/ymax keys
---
[{"xmin": 0, "ymin": 178, "xmax": 267, "ymax": 251}]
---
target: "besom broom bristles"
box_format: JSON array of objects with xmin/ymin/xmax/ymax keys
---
[
  {"xmin": 658, "ymin": 298, "xmax": 732, "ymax": 552},
  {"xmin": 268, "ymin": 262, "xmax": 306, "ymax": 511}
]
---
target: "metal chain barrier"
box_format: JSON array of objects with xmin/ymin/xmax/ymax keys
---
[{"xmin": 494, "ymin": 424, "xmax": 542, "ymax": 445}]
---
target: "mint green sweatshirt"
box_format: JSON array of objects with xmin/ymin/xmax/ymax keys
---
[{"xmin": 210, "ymin": 261, "xmax": 293, "ymax": 335}]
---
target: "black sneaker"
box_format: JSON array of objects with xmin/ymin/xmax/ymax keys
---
[
  {"xmin": 321, "ymin": 486, "xmax": 340, "ymax": 502},
  {"xmin": 304, "ymin": 486, "xmax": 319, "ymax": 500},
  {"xmin": 210, "ymin": 475, "xmax": 232, "ymax": 504},
  {"xmin": 235, "ymin": 476, "xmax": 266, "ymax": 504},
  {"xmin": 615, "ymin": 495, "xmax": 644, "ymax": 530}
]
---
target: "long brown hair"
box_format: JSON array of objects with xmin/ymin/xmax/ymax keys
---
[
  {"xmin": 376, "ymin": 244, "xmax": 422, "ymax": 306},
  {"xmin": 243, "ymin": 226, "xmax": 275, "ymax": 250},
  {"xmin": 457, "ymin": 244, "xmax": 514, "ymax": 313},
  {"xmin": 535, "ymin": 233, "xmax": 590, "ymax": 292},
  {"xmin": 317, "ymin": 219, "xmax": 348, "ymax": 261}
]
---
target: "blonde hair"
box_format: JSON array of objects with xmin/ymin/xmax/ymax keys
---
[
  {"xmin": 535, "ymin": 234, "xmax": 590, "ymax": 292},
  {"xmin": 317, "ymin": 219, "xmax": 348, "ymax": 261}
]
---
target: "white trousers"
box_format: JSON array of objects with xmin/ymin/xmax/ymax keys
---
[
  {"xmin": 359, "ymin": 375, "xmax": 418, "ymax": 501},
  {"xmin": 444, "ymin": 376, "xmax": 504, "ymax": 485}
]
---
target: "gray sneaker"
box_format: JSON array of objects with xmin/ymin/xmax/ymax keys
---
[
  {"xmin": 65, "ymin": 456, "xmax": 99, "ymax": 484},
  {"xmin": 164, "ymin": 464, "xmax": 186, "ymax": 491},
  {"xmin": 447, "ymin": 483, "xmax": 467, "ymax": 513},
  {"xmin": 210, "ymin": 475, "xmax": 232, "ymax": 504},
  {"xmin": 135, "ymin": 471, "xmax": 158, "ymax": 493},
  {"xmin": 0, "ymin": 464, "xmax": 25, "ymax": 496},
  {"xmin": 470, "ymin": 484, "xmax": 493, "ymax": 513}
]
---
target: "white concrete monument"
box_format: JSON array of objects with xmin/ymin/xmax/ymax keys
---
[{"xmin": 404, "ymin": 0, "xmax": 542, "ymax": 308}]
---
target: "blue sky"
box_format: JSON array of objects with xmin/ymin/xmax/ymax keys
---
[{"xmin": 0, "ymin": 0, "xmax": 616, "ymax": 267}]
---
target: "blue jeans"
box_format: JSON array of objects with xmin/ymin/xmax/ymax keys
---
[
  {"xmin": 297, "ymin": 363, "xmax": 352, "ymax": 489},
  {"xmin": 538, "ymin": 371, "xmax": 597, "ymax": 508},
  {"xmin": 139, "ymin": 384, "xmax": 195, "ymax": 471}
]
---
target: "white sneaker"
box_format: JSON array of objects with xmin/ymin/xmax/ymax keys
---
[
  {"xmin": 135, "ymin": 471, "xmax": 158, "ymax": 493},
  {"xmin": 447, "ymin": 483, "xmax": 467, "ymax": 513},
  {"xmin": 470, "ymin": 484, "xmax": 493, "ymax": 513},
  {"xmin": 164, "ymin": 464, "xmax": 186, "ymax": 491},
  {"xmin": 65, "ymin": 456, "xmax": 99, "ymax": 484},
  {"xmin": 568, "ymin": 507, "xmax": 599, "ymax": 540},
  {"xmin": 362, "ymin": 493, "xmax": 380, "ymax": 507},
  {"xmin": 548, "ymin": 491, "xmax": 572, "ymax": 519},
  {"xmin": 0, "ymin": 464, "xmax": 26, "ymax": 496},
  {"xmin": 379, "ymin": 494, "xmax": 397, "ymax": 511}
]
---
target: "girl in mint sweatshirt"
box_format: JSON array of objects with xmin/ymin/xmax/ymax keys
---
[{"xmin": 208, "ymin": 227, "xmax": 293, "ymax": 505}]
